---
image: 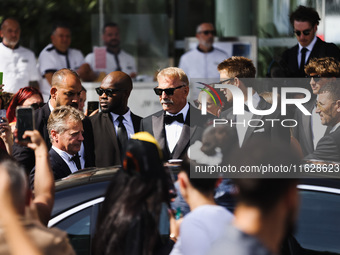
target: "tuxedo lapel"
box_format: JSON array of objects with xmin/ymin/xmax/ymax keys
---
[
  {"xmin": 152, "ymin": 113, "xmax": 166, "ymax": 151},
  {"xmin": 243, "ymin": 98, "xmax": 268, "ymax": 144},
  {"xmin": 49, "ymin": 148, "xmax": 72, "ymax": 179},
  {"xmin": 301, "ymin": 100, "xmax": 314, "ymax": 151}
]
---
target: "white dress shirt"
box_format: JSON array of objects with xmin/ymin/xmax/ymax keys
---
[
  {"xmin": 110, "ymin": 109, "xmax": 135, "ymax": 138},
  {"xmin": 52, "ymin": 146, "xmax": 82, "ymax": 173},
  {"xmin": 165, "ymin": 103, "xmax": 189, "ymax": 153},
  {"xmin": 297, "ymin": 36, "xmax": 317, "ymax": 68},
  {"xmin": 236, "ymin": 93, "xmax": 261, "ymax": 147}
]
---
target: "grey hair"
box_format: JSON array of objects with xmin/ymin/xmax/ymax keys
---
[
  {"xmin": 47, "ymin": 105, "xmax": 85, "ymax": 143},
  {"xmin": 196, "ymin": 22, "xmax": 214, "ymax": 33},
  {"xmin": 0, "ymin": 160, "xmax": 27, "ymax": 213}
]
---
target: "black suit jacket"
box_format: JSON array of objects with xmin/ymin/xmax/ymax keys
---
[
  {"xmin": 30, "ymin": 148, "xmax": 73, "ymax": 186},
  {"xmin": 140, "ymin": 104, "xmax": 213, "ymax": 161},
  {"xmin": 220, "ymin": 97, "xmax": 290, "ymax": 147},
  {"xmin": 280, "ymin": 37, "xmax": 340, "ymax": 78},
  {"xmin": 292, "ymin": 98, "xmax": 331, "ymax": 156},
  {"xmin": 304, "ymin": 125, "xmax": 340, "ymax": 162},
  {"xmin": 90, "ymin": 111, "xmax": 142, "ymax": 167},
  {"xmin": 13, "ymin": 103, "xmax": 95, "ymax": 173}
]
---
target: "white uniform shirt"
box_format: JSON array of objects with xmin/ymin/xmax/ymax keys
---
[
  {"xmin": 85, "ymin": 49, "xmax": 136, "ymax": 75},
  {"xmin": 178, "ymin": 46, "xmax": 228, "ymax": 79},
  {"xmin": 38, "ymin": 44, "xmax": 85, "ymax": 101},
  {"xmin": 0, "ymin": 43, "xmax": 40, "ymax": 93}
]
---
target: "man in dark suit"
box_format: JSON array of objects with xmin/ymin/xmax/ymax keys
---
[
  {"xmin": 293, "ymin": 57, "xmax": 340, "ymax": 156},
  {"xmin": 90, "ymin": 71, "xmax": 142, "ymax": 167},
  {"xmin": 305, "ymin": 81, "xmax": 340, "ymax": 162},
  {"xmin": 13, "ymin": 68, "xmax": 95, "ymax": 173},
  {"xmin": 140, "ymin": 67, "xmax": 212, "ymax": 161},
  {"xmin": 280, "ymin": 5, "xmax": 340, "ymax": 79},
  {"xmin": 32, "ymin": 105, "xmax": 85, "ymax": 181},
  {"xmin": 218, "ymin": 57, "xmax": 290, "ymax": 148}
]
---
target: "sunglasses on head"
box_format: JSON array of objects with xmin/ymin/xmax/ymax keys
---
[
  {"xmin": 95, "ymin": 87, "xmax": 127, "ymax": 97},
  {"xmin": 306, "ymin": 74, "xmax": 321, "ymax": 82},
  {"xmin": 153, "ymin": 85, "xmax": 186, "ymax": 96},
  {"xmin": 30, "ymin": 102, "xmax": 44, "ymax": 110},
  {"xmin": 199, "ymin": 30, "xmax": 216, "ymax": 36},
  {"xmin": 294, "ymin": 29, "xmax": 312, "ymax": 37},
  {"xmin": 216, "ymin": 77, "xmax": 235, "ymax": 84}
]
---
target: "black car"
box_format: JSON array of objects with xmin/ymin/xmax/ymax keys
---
[{"xmin": 48, "ymin": 168, "xmax": 340, "ymax": 255}]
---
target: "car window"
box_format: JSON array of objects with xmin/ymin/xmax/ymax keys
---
[
  {"xmin": 55, "ymin": 207, "xmax": 91, "ymax": 255},
  {"xmin": 295, "ymin": 190, "xmax": 340, "ymax": 253}
]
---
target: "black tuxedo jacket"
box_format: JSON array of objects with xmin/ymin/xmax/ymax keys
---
[
  {"xmin": 292, "ymin": 98, "xmax": 331, "ymax": 156},
  {"xmin": 13, "ymin": 103, "xmax": 95, "ymax": 173},
  {"xmin": 90, "ymin": 111, "xmax": 142, "ymax": 167},
  {"xmin": 280, "ymin": 37, "xmax": 340, "ymax": 78},
  {"xmin": 140, "ymin": 104, "xmax": 213, "ymax": 161},
  {"xmin": 220, "ymin": 97, "xmax": 290, "ymax": 147},
  {"xmin": 304, "ymin": 126, "xmax": 340, "ymax": 162}
]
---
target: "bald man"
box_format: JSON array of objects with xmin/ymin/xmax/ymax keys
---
[
  {"xmin": 13, "ymin": 69, "xmax": 95, "ymax": 173},
  {"xmin": 0, "ymin": 17, "xmax": 40, "ymax": 93},
  {"xmin": 90, "ymin": 71, "xmax": 142, "ymax": 167},
  {"xmin": 178, "ymin": 22, "xmax": 228, "ymax": 79}
]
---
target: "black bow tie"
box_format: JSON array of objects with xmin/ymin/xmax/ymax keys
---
[{"xmin": 164, "ymin": 113, "xmax": 184, "ymax": 125}]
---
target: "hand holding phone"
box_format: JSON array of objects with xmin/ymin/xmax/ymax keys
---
[{"xmin": 16, "ymin": 106, "xmax": 35, "ymax": 142}]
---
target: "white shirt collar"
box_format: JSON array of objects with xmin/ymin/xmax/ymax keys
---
[
  {"xmin": 330, "ymin": 122, "xmax": 340, "ymax": 133},
  {"xmin": 110, "ymin": 108, "xmax": 131, "ymax": 122},
  {"xmin": 52, "ymin": 146, "xmax": 77, "ymax": 161},
  {"xmin": 246, "ymin": 92, "xmax": 261, "ymax": 109},
  {"xmin": 299, "ymin": 36, "xmax": 317, "ymax": 52},
  {"xmin": 165, "ymin": 102, "xmax": 189, "ymax": 121},
  {"xmin": 48, "ymin": 100, "xmax": 54, "ymax": 112}
]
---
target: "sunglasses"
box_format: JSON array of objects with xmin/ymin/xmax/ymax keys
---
[
  {"xmin": 95, "ymin": 87, "xmax": 127, "ymax": 97},
  {"xmin": 216, "ymin": 77, "xmax": 235, "ymax": 84},
  {"xmin": 153, "ymin": 85, "xmax": 186, "ymax": 96},
  {"xmin": 199, "ymin": 30, "xmax": 216, "ymax": 36},
  {"xmin": 30, "ymin": 102, "xmax": 44, "ymax": 110},
  {"xmin": 294, "ymin": 29, "xmax": 312, "ymax": 37},
  {"xmin": 306, "ymin": 74, "xmax": 321, "ymax": 83}
]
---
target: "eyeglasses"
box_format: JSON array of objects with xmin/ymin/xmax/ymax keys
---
[
  {"xmin": 153, "ymin": 85, "xmax": 186, "ymax": 96},
  {"xmin": 315, "ymin": 100, "xmax": 336, "ymax": 111},
  {"xmin": 294, "ymin": 29, "xmax": 312, "ymax": 37},
  {"xmin": 199, "ymin": 30, "xmax": 216, "ymax": 36},
  {"xmin": 306, "ymin": 74, "xmax": 321, "ymax": 83},
  {"xmin": 95, "ymin": 87, "xmax": 127, "ymax": 97},
  {"xmin": 216, "ymin": 78, "xmax": 235, "ymax": 84},
  {"xmin": 30, "ymin": 102, "xmax": 44, "ymax": 110}
]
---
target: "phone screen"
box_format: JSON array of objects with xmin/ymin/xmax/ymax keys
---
[
  {"xmin": 87, "ymin": 101, "xmax": 99, "ymax": 115},
  {"xmin": 16, "ymin": 107, "xmax": 34, "ymax": 141}
]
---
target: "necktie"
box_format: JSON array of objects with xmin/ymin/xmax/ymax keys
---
[
  {"xmin": 244, "ymin": 104, "xmax": 250, "ymax": 112},
  {"xmin": 164, "ymin": 113, "xmax": 184, "ymax": 125},
  {"xmin": 300, "ymin": 48, "xmax": 307, "ymax": 72},
  {"xmin": 71, "ymin": 154, "xmax": 81, "ymax": 170},
  {"xmin": 117, "ymin": 115, "xmax": 128, "ymax": 154},
  {"xmin": 114, "ymin": 53, "xmax": 122, "ymax": 71}
]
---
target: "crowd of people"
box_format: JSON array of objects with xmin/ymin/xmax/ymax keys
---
[{"xmin": 0, "ymin": 4, "xmax": 340, "ymax": 255}]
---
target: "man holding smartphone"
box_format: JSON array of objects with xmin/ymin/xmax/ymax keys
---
[{"xmin": 12, "ymin": 68, "xmax": 95, "ymax": 174}]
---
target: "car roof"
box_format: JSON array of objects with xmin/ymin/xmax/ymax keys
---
[{"xmin": 52, "ymin": 166, "xmax": 120, "ymax": 217}]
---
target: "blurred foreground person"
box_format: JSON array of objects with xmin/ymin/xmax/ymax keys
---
[
  {"xmin": 0, "ymin": 131, "xmax": 75, "ymax": 255},
  {"xmin": 94, "ymin": 132, "xmax": 173, "ymax": 255},
  {"xmin": 169, "ymin": 156, "xmax": 233, "ymax": 255},
  {"xmin": 209, "ymin": 139, "xmax": 300, "ymax": 255}
]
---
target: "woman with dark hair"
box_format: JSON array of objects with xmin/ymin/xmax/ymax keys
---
[
  {"xmin": 6, "ymin": 87, "xmax": 44, "ymax": 128},
  {"xmin": 94, "ymin": 132, "xmax": 173, "ymax": 255}
]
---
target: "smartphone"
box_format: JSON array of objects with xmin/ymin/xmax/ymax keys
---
[
  {"xmin": 87, "ymin": 101, "xmax": 99, "ymax": 115},
  {"xmin": 16, "ymin": 106, "xmax": 34, "ymax": 141}
]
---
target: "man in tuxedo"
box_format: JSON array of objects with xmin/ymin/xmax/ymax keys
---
[
  {"xmin": 140, "ymin": 67, "xmax": 212, "ymax": 161},
  {"xmin": 218, "ymin": 57, "xmax": 290, "ymax": 148},
  {"xmin": 293, "ymin": 57, "xmax": 340, "ymax": 156},
  {"xmin": 280, "ymin": 5, "xmax": 340, "ymax": 79},
  {"xmin": 13, "ymin": 68, "xmax": 95, "ymax": 173},
  {"xmin": 90, "ymin": 71, "xmax": 142, "ymax": 167},
  {"xmin": 305, "ymin": 81, "xmax": 340, "ymax": 162}
]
